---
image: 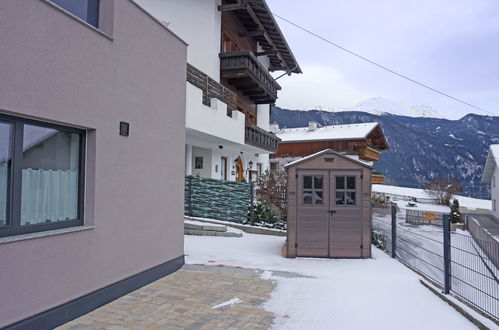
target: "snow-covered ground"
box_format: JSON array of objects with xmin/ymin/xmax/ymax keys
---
[
  {"xmin": 185, "ymin": 231, "xmax": 492, "ymax": 329},
  {"xmin": 394, "ymin": 200, "xmax": 450, "ymax": 213},
  {"xmin": 373, "ymin": 184, "xmax": 492, "ymax": 211},
  {"xmin": 372, "ymin": 211, "xmax": 498, "ymax": 322}
]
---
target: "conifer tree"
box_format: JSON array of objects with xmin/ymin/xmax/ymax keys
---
[{"xmin": 449, "ymin": 198, "xmax": 462, "ymax": 223}]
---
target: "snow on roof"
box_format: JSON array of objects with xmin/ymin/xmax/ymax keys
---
[
  {"xmin": 276, "ymin": 122, "xmax": 379, "ymax": 143},
  {"xmin": 284, "ymin": 149, "xmax": 373, "ymax": 169},
  {"xmin": 482, "ymin": 144, "xmax": 499, "ymax": 182}
]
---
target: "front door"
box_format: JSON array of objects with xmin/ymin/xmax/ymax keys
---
[
  {"xmin": 296, "ymin": 171, "xmax": 330, "ymax": 257},
  {"xmin": 220, "ymin": 157, "xmax": 227, "ymax": 180},
  {"xmin": 296, "ymin": 170, "xmax": 363, "ymax": 258}
]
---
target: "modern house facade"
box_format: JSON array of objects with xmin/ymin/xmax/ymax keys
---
[
  {"xmin": 0, "ymin": 0, "xmax": 186, "ymax": 328},
  {"xmin": 271, "ymin": 121, "xmax": 389, "ymax": 183},
  {"xmin": 137, "ymin": 0, "xmax": 301, "ymax": 183},
  {"xmin": 482, "ymin": 145, "xmax": 499, "ymax": 219}
]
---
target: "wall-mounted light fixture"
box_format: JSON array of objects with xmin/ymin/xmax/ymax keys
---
[
  {"xmin": 248, "ymin": 161, "xmax": 254, "ymax": 169},
  {"xmin": 119, "ymin": 122, "xmax": 129, "ymax": 136}
]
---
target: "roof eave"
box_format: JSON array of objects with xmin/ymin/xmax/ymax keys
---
[{"xmin": 284, "ymin": 149, "xmax": 373, "ymax": 169}]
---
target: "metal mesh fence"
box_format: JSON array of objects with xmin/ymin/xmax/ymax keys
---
[{"xmin": 372, "ymin": 207, "xmax": 498, "ymax": 320}]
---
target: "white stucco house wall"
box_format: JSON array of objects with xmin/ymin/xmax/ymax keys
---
[
  {"xmin": 137, "ymin": 0, "xmax": 301, "ymax": 183},
  {"xmin": 482, "ymin": 144, "xmax": 499, "ymax": 219}
]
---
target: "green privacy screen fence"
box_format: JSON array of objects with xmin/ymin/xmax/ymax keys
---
[{"xmin": 184, "ymin": 176, "xmax": 254, "ymax": 223}]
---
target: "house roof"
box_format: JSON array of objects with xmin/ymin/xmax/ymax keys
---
[
  {"xmin": 284, "ymin": 149, "xmax": 373, "ymax": 169},
  {"xmin": 276, "ymin": 122, "xmax": 384, "ymax": 143},
  {"xmin": 482, "ymin": 144, "xmax": 499, "ymax": 183},
  {"xmin": 221, "ymin": 0, "xmax": 301, "ymax": 74}
]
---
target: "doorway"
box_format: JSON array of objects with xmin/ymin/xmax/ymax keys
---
[
  {"xmin": 296, "ymin": 170, "xmax": 363, "ymax": 258},
  {"xmin": 221, "ymin": 157, "xmax": 228, "ymax": 180}
]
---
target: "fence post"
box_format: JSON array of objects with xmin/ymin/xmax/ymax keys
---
[
  {"xmin": 187, "ymin": 176, "xmax": 193, "ymax": 217},
  {"xmin": 443, "ymin": 214, "xmax": 451, "ymax": 294},
  {"xmin": 391, "ymin": 203, "xmax": 397, "ymax": 258}
]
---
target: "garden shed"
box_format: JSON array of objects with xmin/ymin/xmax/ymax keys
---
[{"xmin": 285, "ymin": 149, "xmax": 372, "ymax": 258}]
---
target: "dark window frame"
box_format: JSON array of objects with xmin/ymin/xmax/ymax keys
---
[
  {"xmin": 0, "ymin": 114, "xmax": 86, "ymax": 238},
  {"xmin": 335, "ymin": 175, "xmax": 357, "ymax": 206},
  {"xmin": 302, "ymin": 175, "xmax": 324, "ymax": 206}
]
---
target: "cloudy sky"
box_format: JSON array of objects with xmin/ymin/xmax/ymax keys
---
[{"xmin": 267, "ymin": 0, "xmax": 499, "ymax": 119}]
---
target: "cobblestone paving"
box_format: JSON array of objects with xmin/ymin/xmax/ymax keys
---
[{"xmin": 58, "ymin": 265, "xmax": 276, "ymax": 330}]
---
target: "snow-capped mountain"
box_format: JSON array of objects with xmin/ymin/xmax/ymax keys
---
[
  {"xmin": 332, "ymin": 97, "xmax": 445, "ymax": 119},
  {"xmin": 271, "ymin": 106, "xmax": 499, "ymax": 199}
]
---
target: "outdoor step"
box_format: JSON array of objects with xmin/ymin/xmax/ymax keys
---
[
  {"xmin": 184, "ymin": 222, "xmax": 227, "ymax": 232},
  {"xmin": 184, "ymin": 228, "xmax": 242, "ymax": 237}
]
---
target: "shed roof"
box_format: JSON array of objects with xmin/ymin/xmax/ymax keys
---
[
  {"xmin": 482, "ymin": 144, "xmax": 499, "ymax": 182},
  {"xmin": 284, "ymin": 149, "xmax": 373, "ymax": 169}
]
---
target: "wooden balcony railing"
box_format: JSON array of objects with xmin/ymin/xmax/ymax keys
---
[
  {"xmin": 187, "ymin": 63, "xmax": 238, "ymax": 113},
  {"xmin": 245, "ymin": 122, "xmax": 280, "ymax": 152},
  {"xmin": 355, "ymin": 145, "xmax": 381, "ymax": 161},
  {"xmin": 220, "ymin": 51, "xmax": 281, "ymax": 104},
  {"xmin": 371, "ymin": 173, "xmax": 385, "ymax": 184}
]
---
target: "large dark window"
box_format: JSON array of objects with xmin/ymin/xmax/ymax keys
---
[
  {"xmin": 50, "ymin": 0, "xmax": 100, "ymax": 28},
  {"xmin": 0, "ymin": 115, "xmax": 85, "ymax": 238}
]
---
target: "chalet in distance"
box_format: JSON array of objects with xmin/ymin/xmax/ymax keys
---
[
  {"xmin": 270, "ymin": 121, "xmax": 389, "ymax": 183},
  {"xmin": 139, "ymin": 0, "xmax": 301, "ymax": 183}
]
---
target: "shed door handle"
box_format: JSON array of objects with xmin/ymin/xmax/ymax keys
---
[{"xmin": 327, "ymin": 210, "xmax": 336, "ymax": 214}]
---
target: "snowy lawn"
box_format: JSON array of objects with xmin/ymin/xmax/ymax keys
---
[{"xmin": 185, "ymin": 232, "xmax": 479, "ymax": 329}]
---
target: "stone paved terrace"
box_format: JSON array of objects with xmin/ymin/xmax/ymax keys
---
[{"xmin": 58, "ymin": 265, "xmax": 277, "ymax": 330}]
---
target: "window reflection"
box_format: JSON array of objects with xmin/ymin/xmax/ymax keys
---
[
  {"xmin": 21, "ymin": 125, "xmax": 80, "ymax": 225},
  {"xmin": 0, "ymin": 122, "xmax": 12, "ymax": 226}
]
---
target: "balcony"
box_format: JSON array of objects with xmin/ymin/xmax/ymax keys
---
[
  {"xmin": 187, "ymin": 63, "xmax": 238, "ymax": 112},
  {"xmin": 371, "ymin": 173, "xmax": 385, "ymax": 184},
  {"xmin": 355, "ymin": 145, "xmax": 381, "ymax": 161},
  {"xmin": 220, "ymin": 51, "xmax": 281, "ymax": 104},
  {"xmin": 245, "ymin": 123, "xmax": 280, "ymax": 152}
]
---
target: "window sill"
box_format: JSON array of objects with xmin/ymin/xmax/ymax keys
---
[
  {"xmin": 39, "ymin": 0, "xmax": 113, "ymax": 41},
  {"xmin": 0, "ymin": 226, "xmax": 95, "ymax": 244}
]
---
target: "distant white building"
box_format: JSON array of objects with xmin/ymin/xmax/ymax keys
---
[{"xmin": 482, "ymin": 144, "xmax": 499, "ymax": 219}]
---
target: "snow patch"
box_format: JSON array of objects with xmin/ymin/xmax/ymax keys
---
[
  {"xmin": 449, "ymin": 134, "xmax": 464, "ymax": 141},
  {"xmin": 212, "ymin": 298, "xmax": 242, "ymax": 309},
  {"xmin": 260, "ymin": 270, "xmax": 273, "ymax": 280}
]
